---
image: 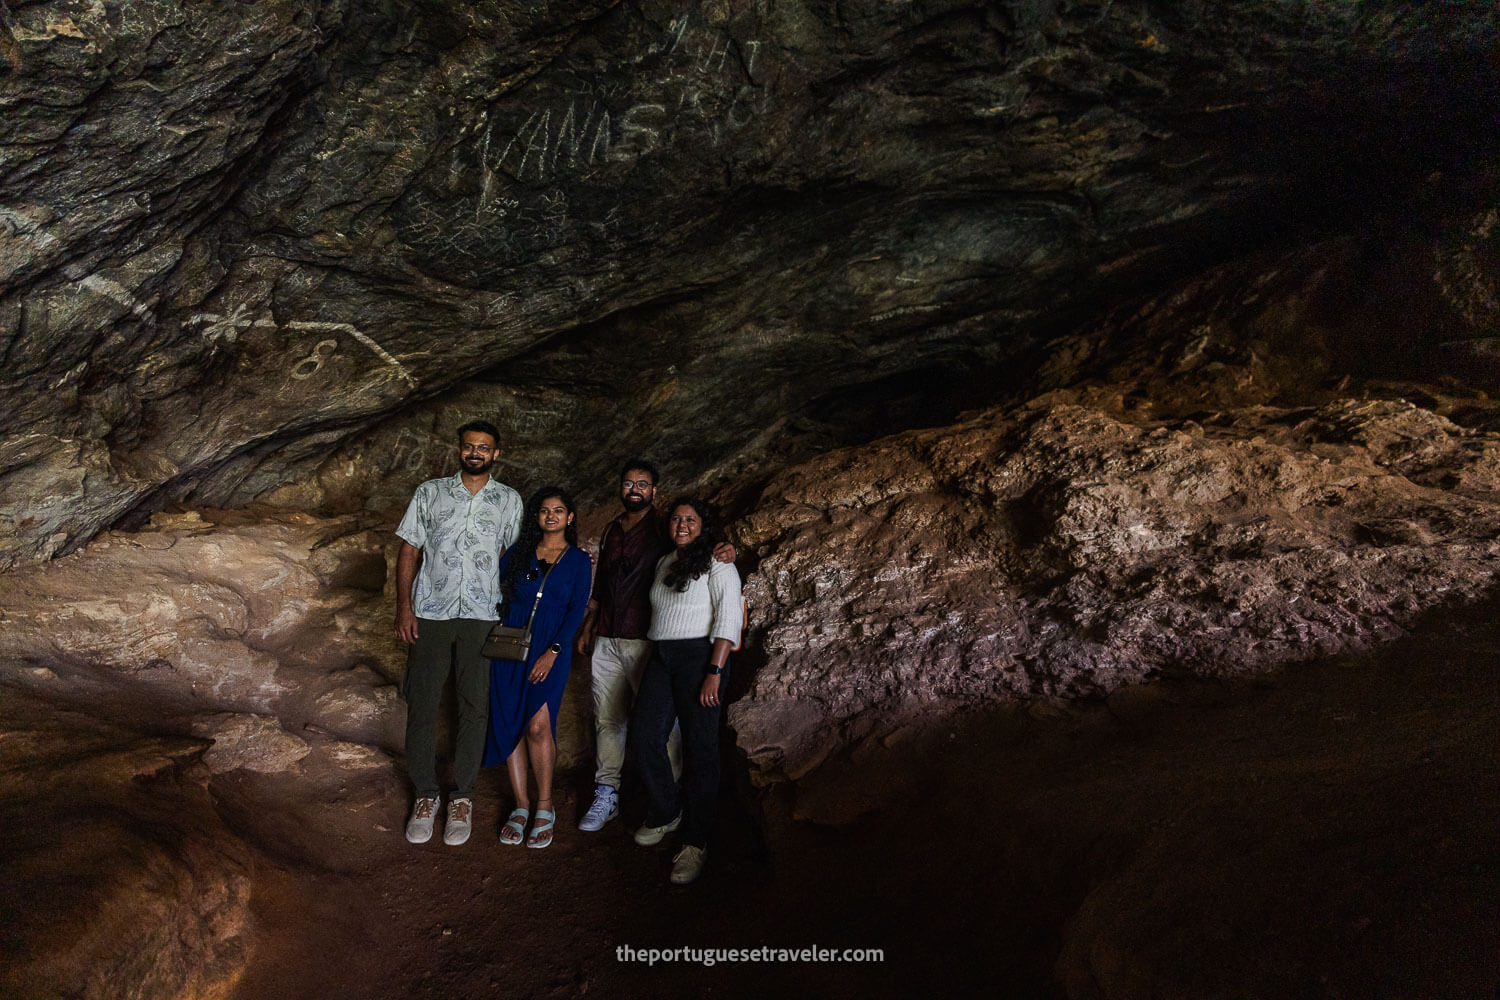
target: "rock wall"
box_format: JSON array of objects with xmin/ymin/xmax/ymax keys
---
[
  {"xmin": 0, "ymin": 510, "xmax": 401, "ymax": 743},
  {"xmin": 0, "ymin": 506, "xmax": 603, "ymax": 775},
  {"xmin": 732, "ymin": 393, "xmax": 1500, "ymax": 781},
  {"xmin": 5, "ymin": 3, "xmax": 1500, "ymax": 996}
]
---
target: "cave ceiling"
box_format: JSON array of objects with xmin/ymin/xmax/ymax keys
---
[{"xmin": 1, "ymin": 0, "xmax": 1498, "ymax": 568}]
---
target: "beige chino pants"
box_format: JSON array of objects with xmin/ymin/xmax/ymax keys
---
[{"xmin": 591, "ymin": 636, "xmax": 681, "ymax": 789}]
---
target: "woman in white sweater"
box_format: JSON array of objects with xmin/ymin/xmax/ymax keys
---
[{"xmin": 627, "ymin": 496, "xmax": 743, "ymax": 886}]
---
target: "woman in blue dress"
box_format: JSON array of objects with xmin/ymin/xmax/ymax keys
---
[{"xmin": 484, "ymin": 486, "xmax": 592, "ymax": 848}]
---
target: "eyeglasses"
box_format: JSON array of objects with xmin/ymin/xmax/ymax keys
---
[{"xmin": 621, "ymin": 480, "xmax": 655, "ymax": 490}]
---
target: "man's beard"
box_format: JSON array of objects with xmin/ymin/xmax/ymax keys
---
[
  {"xmin": 462, "ymin": 456, "xmax": 495, "ymax": 476},
  {"xmin": 621, "ymin": 493, "xmax": 651, "ymax": 512}
]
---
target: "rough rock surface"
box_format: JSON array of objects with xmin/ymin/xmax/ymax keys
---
[
  {"xmin": 773, "ymin": 606, "xmax": 1500, "ymax": 1000},
  {"xmin": 731, "ymin": 393, "xmax": 1500, "ymax": 781},
  {"xmin": 8, "ymin": 606, "xmax": 1498, "ymax": 1000},
  {"xmin": 0, "ymin": 700, "xmax": 254, "ymax": 1000},
  {"xmin": 0, "ymin": 505, "xmax": 599, "ymax": 769},
  {"xmin": 0, "ymin": 684, "xmax": 413, "ymax": 999},
  {"xmin": 0, "ymin": 509, "xmax": 407, "ymax": 746},
  {"xmin": 2, "ymin": 0, "xmax": 1498, "ymax": 568}
]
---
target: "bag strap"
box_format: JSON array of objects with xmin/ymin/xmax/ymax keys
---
[{"xmin": 519, "ymin": 548, "xmax": 565, "ymax": 630}]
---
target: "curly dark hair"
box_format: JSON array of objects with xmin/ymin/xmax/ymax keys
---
[
  {"xmin": 662, "ymin": 496, "xmax": 723, "ymax": 592},
  {"xmin": 499, "ymin": 486, "xmax": 578, "ymax": 610}
]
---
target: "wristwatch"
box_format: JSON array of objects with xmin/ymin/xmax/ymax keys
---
[
  {"xmin": 548, "ymin": 642, "xmax": 562, "ymax": 654},
  {"xmin": 708, "ymin": 664, "xmax": 726, "ymax": 675}
]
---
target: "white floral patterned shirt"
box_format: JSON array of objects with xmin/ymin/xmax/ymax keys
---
[{"xmin": 396, "ymin": 472, "xmax": 524, "ymax": 620}]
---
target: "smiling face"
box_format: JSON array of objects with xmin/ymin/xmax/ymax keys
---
[
  {"xmin": 458, "ymin": 431, "xmax": 497, "ymax": 476},
  {"xmin": 668, "ymin": 503, "xmax": 702, "ymax": 549},
  {"xmin": 620, "ymin": 468, "xmax": 656, "ymax": 513},
  {"xmin": 537, "ymin": 495, "xmax": 573, "ymax": 535}
]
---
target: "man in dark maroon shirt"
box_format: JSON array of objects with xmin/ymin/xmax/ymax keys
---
[{"xmin": 574, "ymin": 459, "xmax": 731, "ymax": 832}]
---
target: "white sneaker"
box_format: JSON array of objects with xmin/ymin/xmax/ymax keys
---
[
  {"xmin": 578, "ymin": 785, "xmax": 619, "ymax": 832},
  {"xmin": 670, "ymin": 845, "xmax": 706, "ymax": 885},
  {"xmin": 406, "ymin": 795, "xmax": 440, "ymax": 844},
  {"xmin": 633, "ymin": 813, "xmax": 681, "ymax": 846},
  {"xmin": 443, "ymin": 797, "xmax": 473, "ymax": 846}
]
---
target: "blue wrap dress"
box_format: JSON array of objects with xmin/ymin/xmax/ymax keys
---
[{"xmin": 483, "ymin": 545, "xmax": 592, "ymax": 765}]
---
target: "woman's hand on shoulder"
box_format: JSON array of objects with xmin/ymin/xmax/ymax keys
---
[{"xmin": 712, "ymin": 541, "xmax": 736, "ymax": 563}]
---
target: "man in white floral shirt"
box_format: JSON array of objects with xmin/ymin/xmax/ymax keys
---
[{"xmin": 394, "ymin": 420, "xmax": 523, "ymax": 846}]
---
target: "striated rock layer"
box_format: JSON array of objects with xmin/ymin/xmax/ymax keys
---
[
  {"xmin": 732, "ymin": 393, "xmax": 1500, "ymax": 781},
  {"xmin": 0, "ymin": 509, "xmax": 402, "ymax": 749},
  {"xmin": 0, "ymin": 505, "xmax": 598, "ymax": 772}
]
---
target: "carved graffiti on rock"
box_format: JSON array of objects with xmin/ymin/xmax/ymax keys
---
[
  {"xmin": 185, "ymin": 310, "xmax": 418, "ymax": 388},
  {"xmin": 477, "ymin": 16, "xmax": 772, "ymax": 198},
  {"xmin": 289, "ymin": 339, "xmax": 338, "ymax": 380},
  {"xmin": 190, "ymin": 303, "xmax": 276, "ymax": 345},
  {"xmin": 491, "ymin": 100, "xmax": 613, "ymax": 185}
]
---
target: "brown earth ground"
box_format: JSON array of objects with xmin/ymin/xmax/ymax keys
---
[{"xmin": 6, "ymin": 596, "xmax": 1499, "ymax": 1000}]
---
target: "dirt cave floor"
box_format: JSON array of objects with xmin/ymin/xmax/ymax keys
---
[{"xmin": 6, "ymin": 597, "xmax": 1500, "ymax": 1000}]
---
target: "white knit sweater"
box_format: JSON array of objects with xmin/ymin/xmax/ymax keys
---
[{"xmin": 647, "ymin": 553, "xmax": 744, "ymax": 644}]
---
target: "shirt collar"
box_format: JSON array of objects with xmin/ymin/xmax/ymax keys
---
[{"xmin": 447, "ymin": 470, "xmax": 495, "ymax": 500}]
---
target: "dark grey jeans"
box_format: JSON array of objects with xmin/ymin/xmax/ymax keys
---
[
  {"xmin": 403, "ymin": 617, "xmax": 493, "ymax": 798},
  {"xmin": 628, "ymin": 637, "xmax": 724, "ymax": 849}
]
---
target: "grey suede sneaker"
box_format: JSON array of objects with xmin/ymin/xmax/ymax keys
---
[
  {"xmin": 406, "ymin": 795, "xmax": 440, "ymax": 844},
  {"xmin": 670, "ymin": 845, "xmax": 707, "ymax": 885},
  {"xmin": 443, "ymin": 796, "xmax": 473, "ymax": 846}
]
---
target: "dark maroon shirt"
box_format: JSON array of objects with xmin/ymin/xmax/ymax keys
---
[{"xmin": 593, "ymin": 507, "xmax": 672, "ymax": 640}]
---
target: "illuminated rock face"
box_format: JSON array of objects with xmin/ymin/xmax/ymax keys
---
[
  {"xmin": 0, "ymin": 507, "xmax": 594, "ymax": 772},
  {"xmin": 2, "ymin": 0, "xmax": 1497, "ymax": 569},
  {"xmin": 732, "ymin": 392, "xmax": 1500, "ymax": 781},
  {"xmin": 0, "ymin": 511, "xmax": 401, "ymax": 745}
]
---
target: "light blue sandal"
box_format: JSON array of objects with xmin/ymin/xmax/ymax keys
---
[
  {"xmin": 500, "ymin": 807, "xmax": 529, "ymax": 845},
  {"xmin": 527, "ymin": 808, "xmax": 556, "ymax": 849}
]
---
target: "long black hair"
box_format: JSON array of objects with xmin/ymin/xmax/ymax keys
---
[
  {"xmin": 662, "ymin": 496, "xmax": 723, "ymax": 592},
  {"xmin": 499, "ymin": 485, "xmax": 578, "ymax": 608}
]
